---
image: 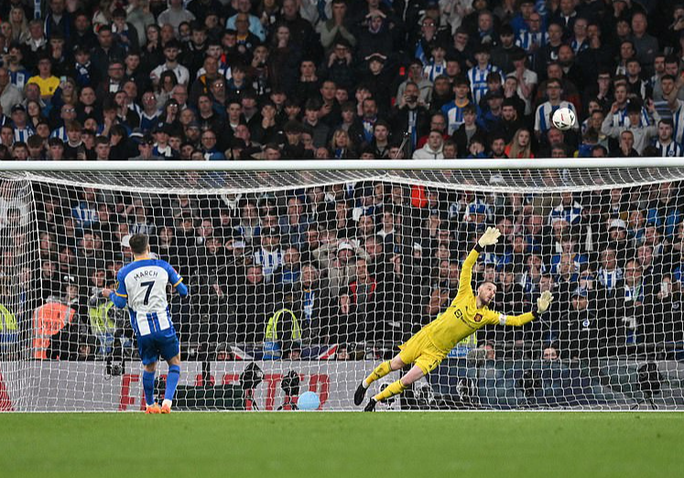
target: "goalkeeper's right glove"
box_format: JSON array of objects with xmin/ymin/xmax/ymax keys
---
[
  {"xmin": 536, "ymin": 291, "xmax": 554, "ymax": 314},
  {"xmin": 478, "ymin": 227, "xmax": 501, "ymax": 248}
]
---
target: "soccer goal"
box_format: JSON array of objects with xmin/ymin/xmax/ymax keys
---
[{"xmin": 1, "ymin": 159, "xmax": 684, "ymax": 411}]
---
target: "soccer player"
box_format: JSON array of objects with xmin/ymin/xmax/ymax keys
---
[
  {"xmin": 354, "ymin": 227, "xmax": 554, "ymax": 411},
  {"xmin": 102, "ymin": 233, "xmax": 188, "ymax": 414}
]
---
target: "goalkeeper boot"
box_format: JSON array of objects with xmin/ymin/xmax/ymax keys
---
[
  {"xmin": 354, "ymin": 383, "xmax": 367, "ymax": 406},
  {"xmin": 145, "ymin": 404, "xmax": 161, "ymax": 414},
  {"xmin": 161, "ymin": 400, "xmax": 172, "ymax": 414},
  {"xmin": 363, "ymin": 398, "xmax": 377, "ymax": 412}
]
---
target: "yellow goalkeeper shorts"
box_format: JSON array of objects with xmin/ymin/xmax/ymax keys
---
[{"xmin": 398, "ymin": 329, "xmax": 447, "ymax": 375}]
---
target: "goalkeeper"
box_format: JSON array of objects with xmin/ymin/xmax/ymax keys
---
[{"xmin": 354, "ymin": 227, "xmax": 554, "ymax": 411}]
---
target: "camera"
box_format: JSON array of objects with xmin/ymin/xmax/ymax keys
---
[{"xmin": 106, "ymin": 356, "xmax": 125, "ymax": 376}]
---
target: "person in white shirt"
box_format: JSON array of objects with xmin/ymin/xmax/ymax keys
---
[
  {"xmin": 412, "ymin": 130, "xmax": 445, "ymax": 159},
  {"xmin": 150, "ymin": 40, "xmax": 190, "ymax": 87},
  {"xmin": 157, "ymin": 0, "xmax": 195, "ymax": 35}
]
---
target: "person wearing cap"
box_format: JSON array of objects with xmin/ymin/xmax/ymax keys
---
[
  {"xmin": 477, "ymin": 88, "xmax": 505, "ymax": 132},
  {"xmin": 360, "ymin": 53, "xmax": 394, "ymax": 113},
  {"xmin": 10, "ymin": 103, "xmax": 35, "ymax": 143},
  {"xmin": 129, "ymin": 135, "xmax": 164, "ymax": 160},
  {"xmin": 355, "ymin": 227, "xmax": 554, "ymax": 411},
  {"xmin": 558, "ymin": 284, "xmax": 619, "ymax": 361},
  {"xmin": 150, "ymin": 124, "xmax": 173, "ymax": 159}
]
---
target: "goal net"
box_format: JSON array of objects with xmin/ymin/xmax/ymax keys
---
[{"xmin": 1, "ymin": 162, "xmax": 684, "ymax": 411}]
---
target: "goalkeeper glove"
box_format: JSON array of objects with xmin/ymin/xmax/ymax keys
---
[
  {"xmin": 478, "ymin": 227, "xmax": 501, "ymax": 248},
  {"xmin": 536, "ymin": 291, "xmax": 554, "ymax": 314}
]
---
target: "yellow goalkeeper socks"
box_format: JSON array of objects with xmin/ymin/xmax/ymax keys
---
[
  {"xmin": 373, "ymin": 379, "xmax": 407, "ymax": 402},
  {"xmin": 363, "ymin": 361, "xmax": 393, "ymax": 388}
]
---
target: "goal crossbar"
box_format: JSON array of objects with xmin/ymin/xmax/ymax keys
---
[{"xmin": 3, "ymin": 158, "xmax": 684, "ymax": 172}]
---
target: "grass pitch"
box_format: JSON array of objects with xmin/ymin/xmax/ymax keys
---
[{"xmin": 1, "ymin": 412, "xmax": 681, "ymax": 478}]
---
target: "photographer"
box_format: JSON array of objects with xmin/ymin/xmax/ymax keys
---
[{"xmin": 391, "ymin": 80, "xmax": 429, "ymax": 155}]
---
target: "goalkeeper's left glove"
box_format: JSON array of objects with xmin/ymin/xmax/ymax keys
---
[
  {"xmin": 478, "ymin": 227, "xmax": 501, "ymax": 248},
  {"xmin": 536, "ymin": 291, "xmax": 554, "ymax": 314}
]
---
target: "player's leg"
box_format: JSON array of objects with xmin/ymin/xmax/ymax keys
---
[
  {"xmin": 161, "ymin": 354, "xmax": 181, "ymax": 413},
  {"xmin": 365, "ymin": 348, "xmax": 443, "ymax": 411},
  {"xmin": 159, "ymin": 328, "xmax": 182, "ymax": 413},
  {"xmin": 142, "ymin": 361, "xmax": 161, "ymax": 413},
  {"xmin": 354, "ymin": 354, "xmax": 406, "ymax": 406},
  {"xmin": 375, "ymin": 364, "xmax": 424, "ymax": 401},
  {"xmin": 138, "ymin": 334, "xmax": 162, "ymax": 413},
  {"xmin": 354, "ymin": 331, "xmax": 429, "ymax": 406}
]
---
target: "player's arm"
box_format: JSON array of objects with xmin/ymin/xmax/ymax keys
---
[
  {"xmin": 494, "ymin": 291, "xmax": 554, "ymax": 326},
  {"xmin": 458, "ymin": 227, "xmax": 501, "ymax": 297},
  {"xmin": 165, "ymin": 263, "xmax": 189, "ymax": 297},
  {"xmin": 103, "ymin": 271, "xmax": 128, "ymax": 308}
]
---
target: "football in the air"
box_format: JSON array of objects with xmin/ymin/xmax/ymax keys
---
[{"xmin": 552, "ymin": 107, "xmax": 576, "ymax": 131}]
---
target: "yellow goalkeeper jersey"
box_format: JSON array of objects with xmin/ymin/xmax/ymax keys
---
[{"xmin": 423, "ymin": 247, "xmax": 535, "ymax": 353}]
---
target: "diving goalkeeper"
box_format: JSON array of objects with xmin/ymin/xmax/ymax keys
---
[{"xmin": 354, "ymin": 227, "xmax": 554, "ymax": 411}]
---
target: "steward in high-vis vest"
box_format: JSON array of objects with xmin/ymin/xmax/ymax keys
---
[
  {"xmin": 88, "ymin": 297, "xmax": 119, "ymax": 355},
  {"xmin": 263, "ymin": 308, "xmax": 301, "ymax": 359},
  {"xmin": 33, "ymin": 300, "xmax": 75, "ymax": 359},
  {"xmin": 0, "ymin": 303, "xmax": 18, "ymax": 351}
]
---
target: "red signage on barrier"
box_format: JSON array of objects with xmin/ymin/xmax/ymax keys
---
[
  {"xmin": 117, "ymin": 372, "xmax": 330, "ymax": 411},
  {"xmin": 0, "ymin": 372, "xmax": 13, "ymax": 411}
]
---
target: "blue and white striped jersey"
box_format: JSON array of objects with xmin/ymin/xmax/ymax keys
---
[
  {"xmin": 115, "ymin": 258, "xmax": 186, "ymax": 336},
  {"xmin": 516, "ymin": 31, "xmax": 548, "ymax": 53},
  {"xmin": 610, "ymin": 105, "xmax": 652, "ymax": 128},
  {"xmin": 534, "ymin": 101, "xmax": 577, "ymax": 134},
  {"xmin": 548, "ymin": 201, "xmax": 584, "ymax": 225},
  {"xmin": 441, "ymin": 100, "xmax": 478, "ymax": 135},
  {"xmin": 598, "ymin": 267, "xmax": 623, "ymax": 291},
  {"xmin": 467, "ymin": 64, "xmax": 501, "ymax": 105},
  {"xmin": 50, "ymin": 126, "xmax": 68, "ymax": 142},
  {"xmin": 654, "ymin": 139, "xmax": 684, "ymax": 157},
  {"xmin": 424, "ymin": 61, "xmax": 447, "ymax": 83},
  {"xmin": 13, "ymin": 125, "xmax": 35, "ymax": 143}
]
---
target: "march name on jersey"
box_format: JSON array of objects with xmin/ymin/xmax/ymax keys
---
[{"xmin": 114, "ymin": 258, "xmax": 186, "ymax": 336}]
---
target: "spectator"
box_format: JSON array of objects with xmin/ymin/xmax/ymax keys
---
[
  {"xmin": 534, "ymin": 78, "xmax": 578, "ymax": 139},
  {"xmin": 504, "ymin": 128, "xmax": 533, "ymax": 159},
  {"xmin": 412, "ymin": 130, "xmax": 445, "ymax": 159}
]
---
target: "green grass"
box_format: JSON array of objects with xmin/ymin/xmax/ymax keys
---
[{"xmin": 1, "ymin": 412, "xmax": 682, "ymax": 478}]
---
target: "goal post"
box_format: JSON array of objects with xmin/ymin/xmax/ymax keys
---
[{"xmin": 1, "ymin": 159, "xmax": 684, "ymax": 411}]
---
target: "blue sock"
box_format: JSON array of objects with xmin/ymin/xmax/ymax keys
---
[
  {"xmin": 142, "ymin": 371, "xmax": 155, "ymax": 406},
  {"xmin": 165, "ymin": 365, "xmax": 181, "ymax": 402}
]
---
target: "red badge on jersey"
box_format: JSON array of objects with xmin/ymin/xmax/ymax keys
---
[{"xmin": 473, "ymin": 313, "xmax": 483, "ymax": 323}]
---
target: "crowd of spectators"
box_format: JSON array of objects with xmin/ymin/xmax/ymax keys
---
[
  {"xmin": 0, "ymin": 0, "xmax": 683, "ymax": 160},
  {"xmin": 1, "ymin": 0, "xmax": 684, "ymax": 363},
  {"xmin": 1, "ymin": 175, "xmax": 682, "ymax": 362}
]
